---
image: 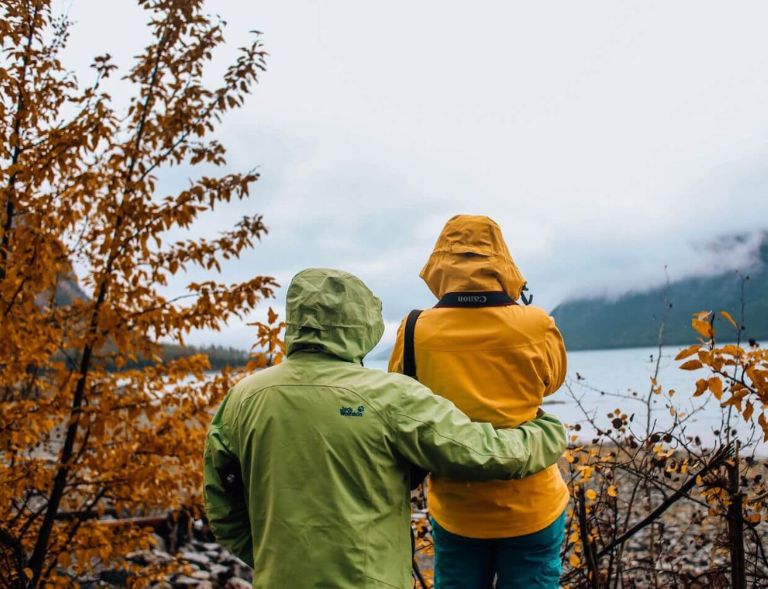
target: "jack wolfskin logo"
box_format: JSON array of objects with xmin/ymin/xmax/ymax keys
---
[
  {"xmin": 340, "ymin": 405, "xmax": 365, "ymax": 417},
  {"xmin": 457, "ymin": 295, "xmax": 487, "ymax": 303}
]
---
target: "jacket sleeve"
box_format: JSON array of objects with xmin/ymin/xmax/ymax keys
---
[
  {"xmin": 542, "ymin": 316, "xmax": 568, "ymax": 397},
  {"xmin": 203, "ymin": 395, "xmax": 254, "ymax": 567},
  {"xmin": 387, "ymin": 380, "xmax": 566, "ymax": 480}
]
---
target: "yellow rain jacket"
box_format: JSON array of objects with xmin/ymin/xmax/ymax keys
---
[{"xmin": 389, "ymin": 215, "xmax": 569, "ymax": 538}]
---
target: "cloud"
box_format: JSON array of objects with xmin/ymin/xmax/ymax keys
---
[{"xmin": 57, "ymin": 0, "xmax": 768, "ymax": 350}]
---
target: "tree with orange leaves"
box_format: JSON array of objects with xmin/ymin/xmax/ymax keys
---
[{"xmin": 0, "ymin": 1, "xmax": 277, "ymax": 585}]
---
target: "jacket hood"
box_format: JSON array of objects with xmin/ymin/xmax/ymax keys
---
[
  {"xmin": 420, "ymin": 215, "xmax": 526, "ymax": 299},
  {"xmin": 285, "ymin": 268, "xmax": 384, "ymax": 363}
]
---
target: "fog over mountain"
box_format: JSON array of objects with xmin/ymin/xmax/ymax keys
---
[{"xmin": 551, "ymin": 233, "xmax": 768, "ymax": 350}]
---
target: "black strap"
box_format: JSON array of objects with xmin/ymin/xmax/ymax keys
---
[
  {"xmin": 434, "ymin": 291, "xmax": 515, "ymax": 308},
  {"xmin": 403, "ymin": 309, "xmax": 422, "ymax": 378},
  {"xmin": 403, "ymin": 309, "xmax": 428, "ymax": 491}
]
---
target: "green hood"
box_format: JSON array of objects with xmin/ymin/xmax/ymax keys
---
[{"xmin": 284, "ymin": 268, "xmax": 384, "ymax": 363}]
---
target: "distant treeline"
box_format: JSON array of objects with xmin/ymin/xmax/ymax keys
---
[
  {"xmin": 46, "ymin": 277, "xmax": 253, "ymax": 371},
  {"xmin": 122, "ymin": 344, "xmax": 251, "ymax": 372}
]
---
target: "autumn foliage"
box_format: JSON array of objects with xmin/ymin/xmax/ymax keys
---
[
  {"xmin": 0, "ymin": 1, "xmax": 278, "ymax": 585},
  {"xmin": 3, "ymin": 2, "xmax": 767, "ymax": 589},
  {"xmin": 551, "ymin": 308, "xmax": 767, "ymax": 588}
]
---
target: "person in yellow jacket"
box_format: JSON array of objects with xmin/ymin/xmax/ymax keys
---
[{"xmin": 389, "ymin": 215, "xmax": 569, "ymax": 589}]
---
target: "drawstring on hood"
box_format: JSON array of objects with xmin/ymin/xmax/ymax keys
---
[
  {"xmin": 420, "ymin": 215, "xmax": 527, "ymax": 300},
  {"xmin": 285, "ymin": 268, "xmax": 384, "ymax": 364}
]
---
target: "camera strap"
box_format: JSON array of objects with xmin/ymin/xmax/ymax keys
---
[{"xmin": 434, "ymin": 291, "xmax": 515, "ymax": 308}]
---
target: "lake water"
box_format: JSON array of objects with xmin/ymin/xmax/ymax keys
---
[{"xmin": 365, "ymin": 345, "xmax": 766, "ymax": 454}]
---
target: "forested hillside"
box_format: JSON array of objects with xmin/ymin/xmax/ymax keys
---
[{"xmin": 551, "ymin": 236, "xmax": 768, "ymax": 350}]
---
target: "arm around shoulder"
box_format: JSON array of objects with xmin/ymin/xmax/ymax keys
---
[{"xmin": 386, "ymin": 378, "xmax": 567, "ymax": 480}]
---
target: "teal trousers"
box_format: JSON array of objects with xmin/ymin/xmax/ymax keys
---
[{"xmin": 431, "ymin": 511, "xmax": 566, "ymax": 589}]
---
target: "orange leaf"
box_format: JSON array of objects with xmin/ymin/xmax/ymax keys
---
[
  {"xmin": 743, "ymin": 401, "xmax": 754, "ymax": 421},
  {"xmin": 569, "ymin": 554, "xmax": 581, "ymax": 567},
  {"xmin": 720, "ymin": 310, "xmax": 738, "ymax": 328},
  {"xmin": 708, "ymin": 377, "xmax": 723, "ymax": 400},
  {"xmin": 692, "ymin": 378, "xmax": 708, "ymax": 397},
  {"xmin": 607, "ymin": 485, "xmax": 618, "ymax": 497},
  {"xmin": 720, "ymin": 344, "xmax": 744, "ymax": 357},
  {"xmin": 759, "ymin": 413, "xmax": 768, "ymax": 442},
  {"xmin": 691, "ymin": 311, "xmax": 715, "ymax": 338},
  {"xmin": 692, "ymin": 319, "xmax": 714, "ymax": 338},
  {"xmin": 680, "ymin": 360, "xmax": 703, "ymax": 371},
  {"xmin": 675, "ymin": 344, "xmax": 700, "ymax": 361}
]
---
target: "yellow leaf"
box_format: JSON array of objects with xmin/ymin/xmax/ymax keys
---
[
  {"xmin": 607, "ymin": 485, "xmax": 618, "ymax": 497},
  {"xmin": 23, "ymin": 569, "xmax": 33, "ymax": 580},
  {"xmin": 569, "ymin": 554, "xmax": 581, "ymax": 567},
  {"xmin": 585, "ymin": 488, "xmax": 597, "ymax": 501},
  {"xmin": 720, "ymin": 310, "xmax": 737, "ymax": 328},
  {"xmin": 674, "ymin": 344, "xmax": 700, "ymax": 361},
  {"xmin": 743, "ymin": 401, "xmax": 754, "ymax": 421}
]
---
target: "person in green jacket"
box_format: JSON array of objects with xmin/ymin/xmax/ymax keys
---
[{"xmin": 203, "ymin": 268, "xmax": 567, "ymax": 589}]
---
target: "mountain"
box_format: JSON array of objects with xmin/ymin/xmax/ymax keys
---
[{"xmin": 551, "ymin": 237, "xmax": 768, "ymax": 350}]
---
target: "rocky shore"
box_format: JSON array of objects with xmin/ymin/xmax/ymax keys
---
[{"xmin": 79, "ymin": 534, "xmax": 254, "ymax": 589}]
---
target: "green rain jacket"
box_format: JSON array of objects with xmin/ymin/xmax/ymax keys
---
[{"xmin": 203, "ymin": 268, "xmax": 567, "ymax": 589}]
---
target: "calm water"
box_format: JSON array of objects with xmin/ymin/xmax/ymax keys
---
[{"xmin": 366, "ymin": 345, "xmax": 766, "ymax": 453}]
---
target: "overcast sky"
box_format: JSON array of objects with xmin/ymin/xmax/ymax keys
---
[{"xmin": 57, "ymin": 1, "xmax": 768, "ymax": 352}]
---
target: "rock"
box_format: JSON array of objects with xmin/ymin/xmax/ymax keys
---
[
  {"xmin": 172, "ymin": 576, "xmax": 200, "ymax": 587},
  {"xmin": 209, "ymin": 564, "xmax": 229, "ymax": 578},
  {"xmin": 191, "ymin": 570, "xmax": 211, "ymax": 581},
  {"xmin": 217, "ymin": 552, "xmax": 240, "ymax": 564},
  {"xmin": 225, "ymin": 578, "xmax": 251, "ymax": 589},
  {"xmin": 178, "ymin": 550, "xmax": 210, "ymax": 568},
  {"xmin": 150, "ymin": 549, "xmax": 173, "ymax": 564},
  {"xmin": 125, "ymin": 551, "xmax": 149, "ymax": 565}
]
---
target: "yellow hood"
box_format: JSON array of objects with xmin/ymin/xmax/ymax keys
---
[{"xmin": 420, "ymin": 215, "xmax": 526, "ymax": 299}]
